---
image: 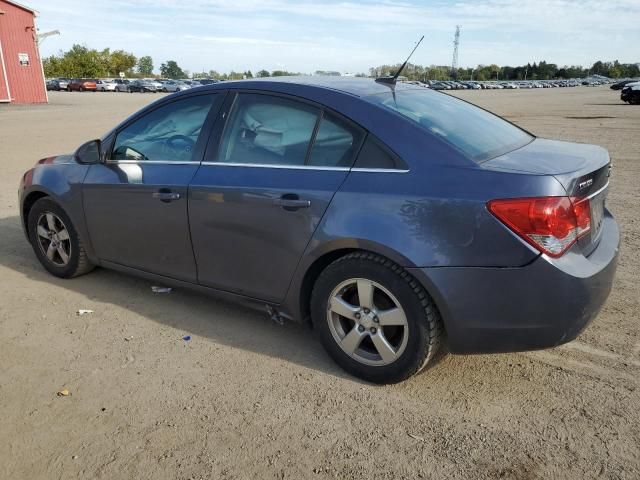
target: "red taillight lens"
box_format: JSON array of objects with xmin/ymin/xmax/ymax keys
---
[{"xmin": 488, "ymin": 196, "xmax": 591, "ymax": 257}]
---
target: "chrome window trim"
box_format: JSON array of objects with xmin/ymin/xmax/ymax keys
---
[
  {"xmin": 199, "ymin": 162, "xmax": 350, "ymax": 171},
  {"xmin": 105, "ymin": 160, "xmax": 201, "ymax": 165},
  {"xmin": 351, "ymin": 168, "xmax": 409, "ymax": 173},
  {"xmin": 199, "ymin": 162, "xmax": 409, "ymax": 173}
]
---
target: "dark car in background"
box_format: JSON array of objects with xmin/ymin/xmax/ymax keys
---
[
  {"xmin": 18, "ymin": 77, "xmax": 619, "ymax": 383},
  {"xmin": 127, "ymin": 80, "xmax": 158, "ymax": 93},
  {"xmin": 46, "ymin": 78, "xmax": 69, "ymax": 91},
  {"xmin": 620, "ymin": 83, "xmax": 640, "ymax": 104},
  {"xmin": 67, "ymin": 78, "xmax": 97, "ymax": 92},
  {"xmin": 610, "ymin": 79, "xmax": 638, "ymax": 90}
]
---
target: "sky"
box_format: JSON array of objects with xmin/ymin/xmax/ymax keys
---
[{"xmin": 27, "ymin": 0, "xmax": 640, "ymax": 74}]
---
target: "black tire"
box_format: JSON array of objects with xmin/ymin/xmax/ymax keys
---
[
  {"xmin": 311, "ymin": 252, "xmax": 443, "ymax": 384},
  {"xmin": 27, "ymin": 197, "xmax": 94, "ymax": 279}
]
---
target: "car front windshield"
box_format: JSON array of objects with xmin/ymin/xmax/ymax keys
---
[{"xmin": 368, "ymin": 89, "xmax": 533, "ymax": 162}]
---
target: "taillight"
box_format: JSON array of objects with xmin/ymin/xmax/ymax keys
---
[{"xmin": 488, "ymin": 196, "xmax": 591, "ymax": 257}]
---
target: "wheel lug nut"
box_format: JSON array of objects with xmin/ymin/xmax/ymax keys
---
[
  {"xmin": 357, "ymin": 325, "xmax": 365, "ymax": 333},
  {"xmin": 370, "ymin": 327, "xmax": 377, "ymax": 334},
  {"xmin": 373, "ymin": 316, "xmax": 379, "ymax": 323},
  {"xmin": 363, "ymin": 308, "xmax": 370, "ymax": 314},
  {"xmin": 355, "ymin": 313, "xmax": 361, "ymax": 320}
]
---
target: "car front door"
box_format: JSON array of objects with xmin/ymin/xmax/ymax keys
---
[
  {"xmin": 189, "ymin": 92, "xmax": 365, "ymax": 302},
  {"xmin": 82, "ymin": 92, "xmax": 224, "ymax": 282}
]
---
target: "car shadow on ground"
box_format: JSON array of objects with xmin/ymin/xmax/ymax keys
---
[
  {"xmin": 0, "ymin": 214, "xmax": 369, "ymax": 382},
  {"xmin": 1, "ymin": 214, "xmax": 453, "ymax": 382}
]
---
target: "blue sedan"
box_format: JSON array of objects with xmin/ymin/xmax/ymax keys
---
[{"xmin": 18, "ymin": 77, "xmax": 619, "ymax": 383}]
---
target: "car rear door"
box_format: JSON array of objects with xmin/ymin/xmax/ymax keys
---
[
  {"xmin": 189, "ymin": 91, "xmax": 365, "ymax": 302},
  {"xmin": 82, "ymin": 92, "xmax": 225, "ymax": 282}
]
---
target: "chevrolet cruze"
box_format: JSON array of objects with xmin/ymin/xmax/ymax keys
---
[{"xmin": 19, "ymin": 77, "xmax": 619, "ymax": 383}]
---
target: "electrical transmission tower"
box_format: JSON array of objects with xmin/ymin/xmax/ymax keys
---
[{"xmin": 450, "ymin": 25, "xmax": 461, "ymax": 79}]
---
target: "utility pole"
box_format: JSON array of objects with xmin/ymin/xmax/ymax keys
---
[{"xmin": 450, "ymin": 25, "xmax": 461, "ymax": 79}]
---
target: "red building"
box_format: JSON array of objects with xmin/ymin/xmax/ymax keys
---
[{"xmin": 0, "ymin": 0, "xmax": 47, "ymax": 103}]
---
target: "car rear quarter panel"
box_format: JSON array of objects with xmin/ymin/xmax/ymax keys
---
[
  {"xmin": 282, "ymin": 163, "xmax": 567, "ymax": 321},
  {"xmin": 311, "ymin": 166, "xmax": 566, "ymax": 269}
]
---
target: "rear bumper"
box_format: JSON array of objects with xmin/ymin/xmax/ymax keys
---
[{"xmin": 409, "ymin": 211, "xmax": 620, "ymax": 354}]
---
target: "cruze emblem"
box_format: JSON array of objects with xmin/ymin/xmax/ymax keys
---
[{"xmin": 579, "ymin": 178, "xmax": 593, "ymax": 190}]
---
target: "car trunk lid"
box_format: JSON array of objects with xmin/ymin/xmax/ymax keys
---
[{"xmin": 482, "ymin": 138, "xmax": 611, "ymax": 256}]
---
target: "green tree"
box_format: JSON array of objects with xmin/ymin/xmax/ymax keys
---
[
  {"xmin": 256, "ymin": 69, "xmax": 270, "ymax": 77},
  {"xmin": 110, "ymin": 50, "xmax": 136, "ymax": 76},
  {"xmin": 160, "ymin": 60, "xmax": 185, "ymax": 79},
  {"xmin": 137, "ymin": 56, "xmax": 154, "ymax": 75}
]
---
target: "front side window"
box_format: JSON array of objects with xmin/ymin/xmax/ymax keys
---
[
  {"xmin": 368, "ymin": 89, "xmax": 533, "ymax": 162},
  {"xmin": 112, "ymin": 94, "xmax": 217, "ymax": 162},
  {"xmin": 217, "ymin": 94, "xmax": 319, "ymax": 166}
]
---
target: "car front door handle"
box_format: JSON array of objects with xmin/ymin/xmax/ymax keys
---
[
  {"xmin": 273, "ymin": 194, "xmax": 311, "ymax": 210},
  {"xmin": 153, "ymin": 190, "xmax": 180, "ymax": 202}
]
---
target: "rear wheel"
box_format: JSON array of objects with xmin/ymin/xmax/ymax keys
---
[
  {"xmin": 311, "ymin": 252, "xmax": 443, "ymax": 383},
  {"xmin": 27, "ymin": 198, "xmax": 94, "ymax": 278}
]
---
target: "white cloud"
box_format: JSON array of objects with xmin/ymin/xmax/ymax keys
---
[{"xmin": 31, "ymin": 0, "xmax": 640, "ymax": 72}]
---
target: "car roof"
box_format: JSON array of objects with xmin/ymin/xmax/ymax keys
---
[{"xmin": 200, "ymin": 76, "xmax": 424, "ymax": 97}]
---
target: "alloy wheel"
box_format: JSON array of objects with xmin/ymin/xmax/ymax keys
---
[
  {"xmin": 35, "ymin": 212, "xmax": 72, "ymax": 266},
  {"xmin": 327, "ymin": 278, "xmax": 409, "ymax": 366}
]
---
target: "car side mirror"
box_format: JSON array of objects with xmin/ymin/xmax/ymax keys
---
[{"xmin": 74, "ymin": 139, "xmax": 102, "ymax": 164}]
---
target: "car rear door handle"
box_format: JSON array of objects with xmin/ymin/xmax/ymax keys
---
[
  {"xmin": 273, "ymin": 194, "xmax": 311, "ymax": 210},
  {"xmin": 153, "ymin": 190, "xmax": 180, "ymax": 202}
]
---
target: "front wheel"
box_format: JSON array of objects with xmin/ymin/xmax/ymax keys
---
[
  {"xmin": 27, "ymin": 198, "xmax": 95, "ymax": 278},
  {"xmin": 311, "ymin": 252, "xmax": 443, "ymax": 384}
]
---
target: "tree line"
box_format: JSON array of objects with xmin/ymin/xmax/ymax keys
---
[
  {"xmin": 43, "ymin": 45, "xmax": 638, "ymax": 81},
  {"xmin": 370, "ymin": 60, "xmax": 640, "ymax": 81},
  {"xmin": 42, "ymin": 45, "xmax": 303, "ymax": 80}
]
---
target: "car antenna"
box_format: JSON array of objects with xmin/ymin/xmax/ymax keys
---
[{"xmin": 375, "ymin": 35, "xmax": 424, "ymax": 86}]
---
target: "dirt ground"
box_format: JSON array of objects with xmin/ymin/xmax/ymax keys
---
[{"xmin": 1, "ymin": 86, "xmax": 638, "ymax": 480}]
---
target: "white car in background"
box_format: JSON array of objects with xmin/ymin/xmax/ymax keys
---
[
  {"xmin": 95, "ymin": 79, "xmax": 117, "ymax": 92},
  {"xmin": 160, "ymin": 80, "xmax": 191, "ymax": 92},
  {"xmin": 143, "ymin": 79, "xmax": 164, "ymax": 90}
]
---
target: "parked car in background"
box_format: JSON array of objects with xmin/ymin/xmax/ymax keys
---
[
  {"xmin": 620, "ymin": 83, "xmax": 640, "ymax": 104},
  {"xmin": 143, "ymin": 79, "xmax": 164, "ymax": 90},
  {"xmin": 197, "ymin": 79, "xmax": 219, "ymax": 85},
  {"xmin": 68, "ymin": 79, "xmax": 97, "ymax": 92},
  {"xmin": 160, "ymin": 80, "xmax": 190, "ymax": 92},
  {"xmin": 96, "ymin": 79, "xmax": 117, "ymax": 92},
  {"xmin": 611, "ymin": 79, "xmax": 639, "ymax": 90},
  {"xmin": 46, "ymin": 79, "xmax": 69, "ymax": 91},
  {"xmin": 429, "ymin": 81, "xmax": 449, "ymax": 90},
  {"xmin": 18, "ymin": 77, "xmax": 619, "ymax": 383},
  {"xmin": 127, "ymin": 80, "xmax": 158, "ymax": 93},
  {"xmin": 113, "ymin": 79, "xmax": 130, "ymax": 92}
]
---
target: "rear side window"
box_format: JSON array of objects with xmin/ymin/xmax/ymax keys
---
[
  {"xmin": 217, "ymin": 94, "xmax": 319, "ymax": 166},
  {"xmin": 369, "ymin": 89, "xmax": 532, "ymax": 162},
  {"xmin": 307, "ymin": 113, "xmax": 364, "ymax": 168},
  {"xmin": 354, "ymin": 135, "xmax": 407, "ymax": 170}
]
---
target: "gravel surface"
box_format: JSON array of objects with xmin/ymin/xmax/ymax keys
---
[{"xmin": 1, "ymin": 87, "xmax": 638, "ymax": 479}]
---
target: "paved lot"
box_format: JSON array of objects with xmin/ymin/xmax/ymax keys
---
[{"xmin": 1, "ymin": 87, "xmax": 638, "ymax": 479}]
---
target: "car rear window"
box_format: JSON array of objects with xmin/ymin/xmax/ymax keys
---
[{"xmin": 368, "ymin": 89, "xmax": 533, "ymax": 162}]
